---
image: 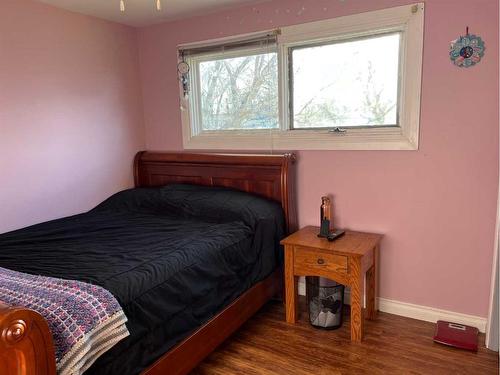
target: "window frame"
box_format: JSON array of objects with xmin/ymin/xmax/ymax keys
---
[{"xmin": 179, "ymin": 3, "xmax": 424, "ymax": 151}]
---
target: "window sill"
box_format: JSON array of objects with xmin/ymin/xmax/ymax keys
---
[{"xmin": 182, "ymin": 128, "xmax": 418, "ymax": 151}]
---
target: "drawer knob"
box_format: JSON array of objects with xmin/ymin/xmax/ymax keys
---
[{"xmin": 317, "ymin": 258, "xmax": 325, "ymax": 265}]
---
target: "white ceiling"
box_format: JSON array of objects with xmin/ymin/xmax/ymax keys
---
[{"xmin": 36, "ymin": 0, "xmax": 266, "ymax": 27}]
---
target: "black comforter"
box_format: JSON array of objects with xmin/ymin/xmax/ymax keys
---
[{"xmin": 0, "ymin": 184, "xmax": 285, "ymax": 374}]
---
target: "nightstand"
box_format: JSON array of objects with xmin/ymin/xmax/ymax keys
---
[{"xmin": 280, "ymin": 226, "xmax": 382, "ymax": 342}]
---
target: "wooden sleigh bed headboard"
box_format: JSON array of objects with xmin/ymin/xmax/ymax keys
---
[{"xmin": 134, "ymin": 151, "xmax": 298, "ymax": 233}]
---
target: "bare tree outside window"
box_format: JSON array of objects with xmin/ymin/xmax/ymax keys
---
[
  {"xmin": 291, "ymin": 33, "xmax": 400, "ymax": 128},
  {"xmin": 361, "ymin": 61, "xmax": 397, "ymax": 125},
  {"xmin": 199, "ymin": 52, "xmax": 278, "ymax": 130},
  {"xmin": 196, "ymin": 33, "xmax": 400, "ymax": 132}
]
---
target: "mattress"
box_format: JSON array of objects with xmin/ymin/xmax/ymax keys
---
[{"xmin": 0, "ymin": 184, "xmax": 285, "ymax": 374}]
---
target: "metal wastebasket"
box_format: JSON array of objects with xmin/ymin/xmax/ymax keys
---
[{"xmin": 307, "ymin": 277, "xmax": 344, "ymax": 330}]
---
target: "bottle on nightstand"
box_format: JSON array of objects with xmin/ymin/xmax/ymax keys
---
[
  {"xmin": 319, "ymin": 195, "xmax": 345, "ymax": 241},
  {"xmin": 319, "ymin": 196, "xmax": 332, "ymax": 237}
]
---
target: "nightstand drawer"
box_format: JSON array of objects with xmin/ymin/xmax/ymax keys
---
[{"xmin": 293, "ymin": 246, "xmax": 348, "ymax": 274}]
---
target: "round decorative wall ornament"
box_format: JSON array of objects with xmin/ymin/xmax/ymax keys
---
[
  {"xmin": 177, "ymin": 61, "xmax": 190, "ymax": 75},
  {"xmin": 450, "ymin": 29, "xmax": 485, "ymax": 68}
]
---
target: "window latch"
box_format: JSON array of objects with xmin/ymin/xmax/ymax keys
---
[{"xmin": 328, "ymin": 127, "xmax": 347, "ymax": 134}]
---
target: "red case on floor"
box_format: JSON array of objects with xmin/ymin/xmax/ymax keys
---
[{"xmin": 433, "ymin": 320, "xmax": 478, "ymax": 351}]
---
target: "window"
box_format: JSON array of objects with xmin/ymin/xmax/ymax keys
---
[
  {"xmin": 290, "ymin": 33, "xmax": 400, "ymax": 129},
  {"xmin": 179, "ymin": 3, "xmax": 424, "ymax": 150},
  {"xmin": 198, "ymin": 51, "xmax": 278, "ymax": 131}
]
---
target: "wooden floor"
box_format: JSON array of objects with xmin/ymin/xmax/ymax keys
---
[{"xmin": 192, "ymin": 300, "xmax": 498, "ymax": 375}]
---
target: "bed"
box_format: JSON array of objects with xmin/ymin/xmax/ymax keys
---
[{"xmin": 0, "ymin": 151, "xmax": 297, "ymax": 375}]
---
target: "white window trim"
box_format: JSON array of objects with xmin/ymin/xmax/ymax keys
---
[{"xmin": 179, "ymin": 3, "xmax": 424, "ymax": 151}]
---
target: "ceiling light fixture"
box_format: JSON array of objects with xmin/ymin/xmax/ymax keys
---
[{"xmin": 120, "ymin": 0, "xmax": 162, "ymax": 12}]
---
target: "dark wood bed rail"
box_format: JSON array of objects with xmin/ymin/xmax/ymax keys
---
[{"xmin": 1, "ymin": 152, "xmax": 297, "ymax": 375}]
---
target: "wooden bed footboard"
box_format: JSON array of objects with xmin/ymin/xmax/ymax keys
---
[{"xmin": 0, "ymin": 303, "xmax": 56, "ymax": 375}]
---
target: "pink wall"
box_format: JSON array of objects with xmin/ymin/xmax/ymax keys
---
[
  {"xmin": 0, "ymin": 0, "xmax": 145, "ymax": 233},
  {"xmin": 138, "ymin": 0, "xmax": 499, "ymax": 317}
]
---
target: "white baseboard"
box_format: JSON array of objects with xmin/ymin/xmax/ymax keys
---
[
  {"xmin": 299, "ymin": 279, "xmax": 356, "ymax": 306},
  {"xmin": 377, "ymin": 297, "xmax": 487, "ymax": 333},
  {"xmin": 298, "ymin": 279, "xmax": 487, "ymax": 332},
  {"xmin": 298, "ymin": 278, "xmax": 306, "ymax": 296}
]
